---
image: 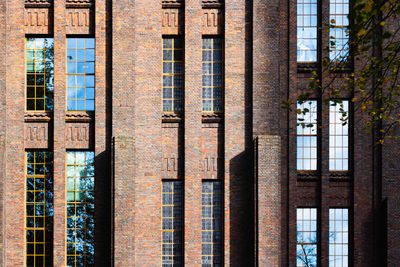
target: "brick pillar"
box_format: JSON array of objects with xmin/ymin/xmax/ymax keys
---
[
  {"xmin": 225, "ymin": 0, "xmax": 249, "ymax": 265},
  {"xmin": 185, "ymin": 0, "xmax": 203, "ymax": 265},
  {"xmin": 0, "ymin": 0, "xmax": 6, "ymax": 263},
  {"xmin": 112, "ymin": 0, "xmax": 136, "ymax": 264},
  {"xmin": 255, "ymin": 135, "xmax": 281, "ymax": 265},
  {"xmin": 53, "ymin": 0, "xmax": 67, "ymax": 265},
  {"xmin": 112, "ymin": 136, "xmax": 135, "ymax": 265},
  {"xmin": 4, "ymin": 0, "xmax": 25, "ymax": 265}
]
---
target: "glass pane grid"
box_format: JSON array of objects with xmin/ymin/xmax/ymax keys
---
[
  {"xmin": 297, "ymin": 208, "xmax": 317, "ymax": 267},
  {"xmin": 297, "ymin": 0, "xmax": 318, "ymax": 62},
  {"xmin": 163, "ymin": 38, "xmax": 183, "ymax": 113},
  {"xmin": 329, "ymin": 208, "xmax": 349, "ymax": 267},
  {"xmin": 162, "ymin": 181, "xmax": 183, "ymax": 266},
  {"xmin": 26, "ymin": 151, "xmax": 53, "ymax": 267},
  {"xmin": 66, "ymin": 151, "xmax": 95, "ymax": 267},
  {"xmin": 329, "ymin": 101, "xmax": 349, "ymax": 171},
  {"xmin": 297, "ymin": 101, "xmax": 318, "ymax": 170},
  {"xmin": 202, "ymin": 181, "xmax": 223, "ymax": 267},
  {"xmin": 26, "ymin": 38, "xmax": 54, "ymax": 111},
  {"xmin": 67, "ymin": 38, "xmax": 95, "ymax": 111},
  {"xmin": 202, "ymin": 38, "xmax": 223, "ymax": 113},
  {"xmin": 329, "ymin": 0, "xmax": 350, "ymax": 61}
]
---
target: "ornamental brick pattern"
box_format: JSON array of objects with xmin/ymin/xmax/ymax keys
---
[{"xmin": 0, "ymin": 0, "xmax": 398, "ymax": 266}]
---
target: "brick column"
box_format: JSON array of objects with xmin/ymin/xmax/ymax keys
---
[
  {"xmin": 112, "ymin": 0, "xmax": 136, "ymax": 264},
  {"xmin": 4, "ymin": 0, "xmax": 25, "ymax": 265},
  {"xmin": 225, "ymin": 0, "xmax": 250, "ymax": 265},
  {"xmin": 0, "ymin": 0, "xmax": 7, "ymax": 263},
  {"xmin": 53, "ymin": 0, "xmax": 67, "ymax": 265},
  {"xmin": 255, "ymin": 135, "xmax": 281, "ymax": 265},
  {"xmin": 185, "ymin": 0, "xmax": 203, "ymax": 265}
]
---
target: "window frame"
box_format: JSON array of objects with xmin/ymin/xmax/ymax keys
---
[
  {"xmin": 25, "ymin": 150, "xmax": 54, "ymax": 267},
  {"xmin": 25, "ymin": 37, "xmax": 54, "ymax": 112},
  {"xmin": 65, "ymin": 150, "xmax": 95, "ymax": 267},
  {"xmin": 296, "ymin": 207, "xmax": 319, "ymax": 267},
  {"xmin": 66, "ymin": 38, "xmax": 96, "ymax": 112},
  {"xmin": 202, "ymin": 37, "xmax": 224, "ymax": 114},
  {"xmin": 162, "ymin": 37, "xmax": 184, "ymax": 114},
  {"xmin": 161, "ymin": 179, "xmax": 184, "ymax": 266}
]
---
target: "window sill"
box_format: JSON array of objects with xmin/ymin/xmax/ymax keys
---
[
  {"xmin": 65, "ymin": 111, "xmax": 94, "ymax": 123},
  {"xmin": 24, "ymin": 111, "xmax": 53, "ymax": 123}
]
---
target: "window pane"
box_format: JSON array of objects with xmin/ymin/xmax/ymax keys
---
[
  {"xmin": 297, "ymin": 101, "xmax": 318, "ymax": 170},
  {"xmin": 297, "ymin": 0, "xmax": 318, "ymax": 62},
  {"xmin": 25, "ymin": 151, "xmax": 53, "ymax": 266},
  {"xmin": 330, "ymin": 0, "xmax": 350, "ymax": 61},
  {"xmin": 66, "ymin": 151, "xmax": 95, "ymax": 266},
  {"xmin": 202, "ymin": 38, "xmax": 223, "ymax": 113},
  {"xmin": 329, "ymin": 100, "xmax": 349, "ymax": 171},
  {"xmin": 297, "ymin": 208, "xmax": 318, "ymax": 266},
  {"xmin": 66, "ymin": 38, "xmax": 95, "ymax": 111},
  {"xmin": 162, "ymin": 181, "xmax": 183, "ymax": 266},
  {"xmin": 329, "ymin": 208, "xmax": 349, "ymax": 266},
  {"xmin": 162, "ymin": 38, "xmax": 183, "ymax": 113},
  {"xmin": 26, "ymin": 38, "xmax": 54, "ymax": 111},
  {"xmin": 202, "ymin": 181, "xmax": 223, "ymax": 266}
]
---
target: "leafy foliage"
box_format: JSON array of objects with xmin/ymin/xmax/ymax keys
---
[{"xmin": 284, "ymin": 0, "xmax": 400, "ymax": 143}]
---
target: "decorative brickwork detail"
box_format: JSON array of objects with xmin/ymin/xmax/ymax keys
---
[
  {"xmin": 24, "ymin": 8, "xmax": 52, "ymax": 34},
  {"xmin": 65, "ymin": 123, "xmax": 91, "ymax": 149},
  {"xmin": 202, "ymin": 8, "xmax": 222, "ymax": 35},
  {"xmin": 24, "ymin": 123, "xmax": 49, "ymax": 148},
  {"xmin": 65, "ymin": 8, "xmax": 92, "ymax": 34},
  {"xmin": 162, "ymin": 8, "xmax": 183, "ymax": 35}
]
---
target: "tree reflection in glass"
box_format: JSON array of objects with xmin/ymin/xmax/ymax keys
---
[
  {"xmin": 66, "ymin": 151, "xmax": 95, "ymax": 266},
  {"xmin": 26, "ymin": 38, "xmax": 54, "ymax": 111},
  {"xmin": 297, "ymin": 208, "xmax": 318, "ymax": 267},
  {"xmin": 26, "ymin": 151, "xmax": 53, "ymax": 267}
]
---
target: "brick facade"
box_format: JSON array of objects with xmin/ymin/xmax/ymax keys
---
[{"xmin": 0, "ymin": 0, "xmax": 398, "ymax": 266}]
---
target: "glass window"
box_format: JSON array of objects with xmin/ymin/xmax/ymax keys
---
[
  {"xmin": 26, "ymin": 151, "xmax": 53, "ymax": 266},
  {"xmin": 329, "ymin": 208, "xmax": 349, "ymax": 267},
  {"xmin": 202, "ymin": 181, "xmax": 223, "ymax": 266},
  {"xmin": 67, "ymin": 38, "xmax": 95, "ymax": 111},
  {"xmin": 66, "ymin": 151, "xmax": 95, "ymax": 266},
  {"xmin": 163, "ymin": 38, "xmax": 184, "ymax": 113},
  {"xmin": 297, "ymin": 100, "xmax": 318, "ymax": 170},
  {"xmin": 297, "ymin": 0, "xmax": 318, "ymax": 62},
  {"xmin": 162, "ymin": 181, "xmax": 183, "ymax": 266},
  {"xmin": 329, "ymin": 101, "xmax": 349, "ymax": 171},
  {"xmin": 26, "ymin": 38, "xmax": 54, "ymax": 111},
  {"xmin": 297, "ymin": 208, "xmax": 318, "ymax": 267},
  {"xmin": 202, "ymin": 38, "xmax": 223, "ymax": 113},
  {"xmin": 329, "ymin": 0, "xmax": 349, "ymax": 61}
]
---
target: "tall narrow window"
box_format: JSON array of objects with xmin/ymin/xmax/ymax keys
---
[
  {"xmin": 329, "ymin": 0, "xmax": 349, "ymax": 61},
  {"xmin": 297, "ymin": 100, "xmax": 318, "ymax": 170},
  {"xmin": 26, "ymin": 38, "xmax": 54, "ymax": 111},
  {"xmin": 66, "ymin": 151, "xmax": 95, "ymax": 266},
  {"xmin": 163, "ymin": 38, "xmax": 183, "ymax": 113},
  {"xmin": 202, "ymin": 181, "xmax": 223, "ymax": 266},
  {"xmin": 329, "ymin": 100, "xmax": 349, "ymax": 171},
  {"xmin": 67, "ymin": 38, "xmax": 95, "ymax": 111},
  {"xmin": 162, "ymin": 181, "xmax": 183, "ymax": 266},
  {"xmin": 26, "ymin": 151, "xmax": 53, "ymax": 266},
  {"xmin": 297, "ymin": 0, "xmax": 318, "ymax": 62},
  {"xmin": 297, "ymin": 208, "xmax": 318, "ymax": 267},
  {"xmin": 202, "ymin": 38, "xmax": 223, "ymax": 113},
  {"xmin": 329, "ymin": 208, "xmax": 349, "ymax": 267}
]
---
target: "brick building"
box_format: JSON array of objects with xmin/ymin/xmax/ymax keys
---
[{"xmin": 0, "ymin": 0, "xmax": 399, "ymax": 266}]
